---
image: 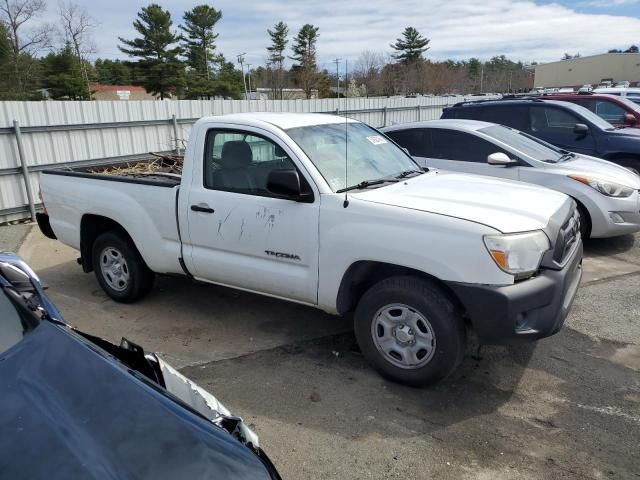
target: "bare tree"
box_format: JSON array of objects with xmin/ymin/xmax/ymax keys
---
[
  {"xmin": 0, "ymin": 0, "xmax": 51, "ymax": 95},
  {"xmin": 58, "ymin": 1, "xmax": 96, "ymax": 96}
]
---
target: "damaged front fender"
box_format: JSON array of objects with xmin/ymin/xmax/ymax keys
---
[{"xmin": 156, "ymin": 357, "xmax": 260, "ymax": 450}]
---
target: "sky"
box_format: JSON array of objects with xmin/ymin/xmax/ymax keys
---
[{"xmin": 35, "ymin": 0, "xmax": 640, "ymax": 70}]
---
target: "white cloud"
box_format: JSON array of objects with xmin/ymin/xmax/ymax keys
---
[{"xmin": 37, "ymin": 0, "xmax": 640, "ymax": 66}]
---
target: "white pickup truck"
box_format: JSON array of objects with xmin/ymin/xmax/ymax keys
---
[{"xmin": 38, "ymin": 113, "xmax": 583, "ymax": 386}]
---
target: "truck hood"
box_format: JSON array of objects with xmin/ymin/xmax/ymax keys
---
[
  {"xmin": 549, "ymin": 154, "xmax": 640, "ymax": 188},
  {"xmin": 354, "ymin": 170, "xmax": 570, "ymax": 233}
]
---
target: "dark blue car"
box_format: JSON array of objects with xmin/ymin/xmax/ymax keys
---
[
  {"xmin": 441, "ymin": 99, "xmax": 640, "ymax": 172},
  {"xmin": 0, "ymin": 252, "xmax": 281, "ymax": 480}
]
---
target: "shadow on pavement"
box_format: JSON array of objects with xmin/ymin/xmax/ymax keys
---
[
  {"xmin": 584, "ymin": 233, "xmax": 638, "ymax": 258},
  {"xmin": 183, "ymin": 327, "xmax": 639, "ymax": 478}
]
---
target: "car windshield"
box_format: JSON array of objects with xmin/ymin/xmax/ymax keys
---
[
  {"xmin": 479, "ymin": 125, "xmax": 565, "ymax": 163},
  {"xmin": 556, "ymin": 101, "xmax": 615, "ymax": 130},
  {"xmin": 286, "ymin": 122, "xmax": 419, "ymax": 192},
  {"xmin": 616, "ymin": 96, "xmax": 640, "ymax": 113}
]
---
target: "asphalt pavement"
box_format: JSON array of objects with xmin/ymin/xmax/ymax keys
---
[{"xmin": 3, "ymin": 224, "xmax": 640, "ymax": 479}]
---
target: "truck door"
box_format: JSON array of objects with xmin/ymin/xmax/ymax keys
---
[{"xmin": 182, "ymin": 127, "xmax": 320, "ymax": 304}]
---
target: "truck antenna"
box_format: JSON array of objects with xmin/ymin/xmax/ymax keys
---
[{"xmin": 343, "ymin": 59, "xmax": 349, "ymax": 208}]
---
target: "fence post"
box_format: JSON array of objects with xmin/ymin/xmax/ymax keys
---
[
  {"xmin": 416, "ymin": 105, "xmax": 421, "ymax": 122},
  {"xmin": 13, "ymin": 120, "xmax": 36, "ymax": 223},
  {"xmin": 171, "ymin": 114, "xmax": 180, "ymax": 154},
  {"xmin": 382, "ymin": 106, "xmax": 388, "ymax": 127}
]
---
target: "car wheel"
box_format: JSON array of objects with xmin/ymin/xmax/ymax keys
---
[
  {"xmin": 354, "ymin": 275, "xmax": 465, "ymax": 387},
  {"xmin": 92, "ymin": 231, "xmax": 155, "ymax": 303},
  {"xmin": 576, "ymin": 204, "xmax": 591, "ymax": 240}
]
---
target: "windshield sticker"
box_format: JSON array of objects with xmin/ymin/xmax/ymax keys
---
[{"xmin": 366, "ymin": 135, "xmax": 388, "ymax": 145}]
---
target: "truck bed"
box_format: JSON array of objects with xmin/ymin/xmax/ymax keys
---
[{"xmin": 40, "ymin": 164, "xmax": 184, "ymax": 276}]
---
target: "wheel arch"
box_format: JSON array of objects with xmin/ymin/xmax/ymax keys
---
[
  {"xmin": 336, "ymin": 260, "xmax": 464, "ymax": 316},
  {"xmin": 80, "ymin": 214, "xmax": 139, "ymax": 273}
]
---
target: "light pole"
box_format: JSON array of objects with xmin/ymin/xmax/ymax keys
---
[
  {"xmin": 246, "ymin": 63, "xmax": 252, "ymax": 99},
  {"xmin": 336, "ymin": 59, "xmax": 340, "ymax": 98},
  {"xmin": 237, "ymin": 53, "xmax": 248, "ymax": 99}
]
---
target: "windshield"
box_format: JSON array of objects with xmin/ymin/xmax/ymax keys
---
[
  {"xmin": 286, "ymin": 122, "xmax": 419, "ymax": 192},
  {"xmin": 616, "ymin": 96, "xmax": 640, "ymax": 113},
  {"xmin": 480, "ymin": 125, "xmax": 565, "ymax": 162},
  {"xmin": 557, "ymin": 101, "xmax": 615, "ymax": 130}
]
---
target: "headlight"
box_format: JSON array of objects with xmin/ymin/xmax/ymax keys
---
[
  {"xmin": 484, "ymin": 230, "xmax": 550, "ymax": 279},
  {"xmin": 568, "ymin": 175, "xmax": 634, "ymax": 198}
]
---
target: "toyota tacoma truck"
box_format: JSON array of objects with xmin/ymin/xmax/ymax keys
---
[{"xmin": 38, "ymin": 113, "xmax": 583, "ymax": 386}]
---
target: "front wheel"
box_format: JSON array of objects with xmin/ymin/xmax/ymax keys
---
[
  {"xmin": 92, "ymin": 231, "xmax": 155, "ymax": 303},
  {"xmin": 354, "ymin": 276, "xmax": 465, "ymax": 387}
]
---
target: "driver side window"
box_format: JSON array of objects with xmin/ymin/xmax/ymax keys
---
[{"xmin": 204, "ymin": 130, "xmax": 298, "ymax": 196}]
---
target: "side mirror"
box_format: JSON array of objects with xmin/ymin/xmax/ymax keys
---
[
  {"xmin": 623, "ymin": 113, "xmax": 637, "ymax": 125},
  {"xmin": 573, "ymin": 123, "xmax": 589, "ymax": 136},
  {"xmin": 267, "ymin": 169, "xmax": 311, "ymax": 202},
  {"xmin": 487, "ymin": 152, "xmax": 518, "ymax": 167}
]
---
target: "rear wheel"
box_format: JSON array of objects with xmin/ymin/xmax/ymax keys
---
[
  {"xmin": 92, "ymin": 231, "xmax": 154, "ymax": 303},
  {"xmin": 354, "ymin": 276, "xmax": 465, "ymax": 387}
]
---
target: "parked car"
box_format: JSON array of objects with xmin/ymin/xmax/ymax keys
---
[
  {"xmin": 38, "ymin": 112, "xmax": 583, "ymax": 386},
  {"xmin": 382, "ymin": 119, "xmax": 640, "ymax": 239},
  {"xmin": 592, "ymin": 87, "xmax": 640, "ymax": 104},
  {"xmin": 538, "ymin": 93, "xmax": 640, "ymax": 128},
  {"xmin": 0, "ymin": 252, "xmax": 281, "ymax": 479},
  {"xmin": 441, "ymin": 99, "xmax": 640, "ymax": 171}
]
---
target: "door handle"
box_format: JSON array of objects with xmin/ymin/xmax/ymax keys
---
[{"xmin": 191, "ymin": 204, "xmax": 215, "ymax": 213}]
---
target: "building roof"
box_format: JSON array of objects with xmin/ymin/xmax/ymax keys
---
[{"xmin": 89, "ymin": 84, "xmax": 147, "ymax": 92}]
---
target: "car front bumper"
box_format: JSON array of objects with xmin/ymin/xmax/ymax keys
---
[
  {"xmin": 446, "ymin": 241, "xmax": 583, "ymax": 345},
  {"xmin": 585, "ymin": 191, "xmax": 640, "ymax": 238}
]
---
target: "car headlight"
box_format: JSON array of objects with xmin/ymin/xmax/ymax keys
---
[
  {"xmin": 568, "ymin": 175, "xmax": 634, "ymax": 198},
  {"xmin": 484, "ymin": 230, "xmax": 550, "ymax": 280}
]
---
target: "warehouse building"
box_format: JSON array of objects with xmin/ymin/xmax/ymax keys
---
[{"xmin": 534, "ymin": 53, "xmax": 640, "ymax": 89}]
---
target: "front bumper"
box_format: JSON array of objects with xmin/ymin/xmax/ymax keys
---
[
  {"xmin": 585, "ymin": 191, "xmax": 640, "ymax": 238},
  {"xmin": 447, "ymin": 241, "xmax": 583, "ymax": 345}
]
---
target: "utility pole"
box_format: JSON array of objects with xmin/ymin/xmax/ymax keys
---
[
  {"xmin": 480, "ymin": 65, "xmax": 484, "ymax": 93},
  {"xmin": 237, "ymin": 53, "xmax": 248, "ymax": 99},
  {"xmin": 246, "ymin": 63, "xmax": 252, "ymax": 99},
  {"xmin": 333, "ymin": 58, "xmax": 341, "ymax": 99}
]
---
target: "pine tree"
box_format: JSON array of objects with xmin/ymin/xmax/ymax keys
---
[
  {"xmin": 290, "ymin": 24, "xmax": 319, "ymax": 99},
  {"xmin": 267, "ymin": 21, "xmax": 288, "ymax": 99},
  {"xmin": 180, "ymin": 5, "xmax": 222, "ymax": 79},
  {"xmin": 118, "ymin": 4, "xmax": 185, "ymax": 99},
  {"xmin": 391, "ymin": 27, "xmax": 430, "ymax": 64}
]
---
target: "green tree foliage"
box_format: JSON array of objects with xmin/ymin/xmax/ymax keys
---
[
  {"xmin": 180, "ymin": 4, "xmax": 222, "ymax": 78},
  {"xmin": 391, "ymin": 27, "xmax": 430, "ymax": 64},
  {"xmin": 118, "ymin": 4, "xmax": 185, "ymax": 99},
  {"xmin": 267, "ymin": 21, "xmax": 288, "ymax": 99},
  {"xmin": 41, "ymin": 43, "xmax": 88, "ymax": 100},
  {"xmin": 290, "ymin": 23, "xmax": 319, "ymax": 98},
  {"xmin": 267, "ymin": 21, "xmax": 288, "ymax": 68},
  {"xmin": 94, "ymin": 59, "xmax": 133, "ymax": 85}
]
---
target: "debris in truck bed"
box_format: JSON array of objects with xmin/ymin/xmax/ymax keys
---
[{"xmin": 88, "ymin": 153, "xmax": 184, "ymax": 176}]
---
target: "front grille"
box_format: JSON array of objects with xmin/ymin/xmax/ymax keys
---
[{"xmin": 553, "ymin": 208, "xmax": 580, "ymax": 264}]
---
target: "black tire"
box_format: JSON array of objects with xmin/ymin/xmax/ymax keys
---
[
  {"xmin": 354, "ymin": 275, "xmax": 465, "ymax": 387},
  {"xmin": 576, "ymin": 203, "xmax": 591, "ymax": 241},
  {"xmin": 92, "ymin": 231, "xmax": 155, "ymax": 303}
]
